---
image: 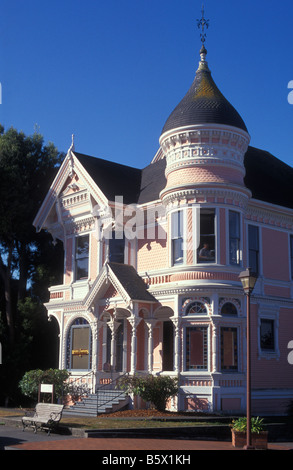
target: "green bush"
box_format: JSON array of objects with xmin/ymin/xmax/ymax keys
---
[
  {"xmin": 19, "ymin": 369, "xmax": 70, "ymax": 403},
  {"xmin": 119, "ymin": 374, "xmax": 179, "ymax": 411}
]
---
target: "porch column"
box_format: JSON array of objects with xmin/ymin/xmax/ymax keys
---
[
  {"xmin": 108, "ymin": 319, "xmax": 120, "ymax": 371},
  {"xmin": 170, "ymin": 316, "xmax": 181, "ymax": 373},
  {"xmin": 145, "ymin": 319, "xmax": 156, "ymax": 373},
  {"xmin": 127, "ymin": 316, "xmax": 142, "ymax": 374},
  {"xmin": 212, "ymin": 322, "xmax": 219, "ymax": 372},
  {"xmin": 91, "ymin": 319, "xmax": 105, "ymax": 392}
]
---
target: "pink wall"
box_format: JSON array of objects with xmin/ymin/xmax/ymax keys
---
[
  {"xmin": 251, "ymin": 304, "xmax": 293, "ymax": 389},
  {"xmin": 262, "ymin": 228, "xmax": 290, "ymax": 281}
]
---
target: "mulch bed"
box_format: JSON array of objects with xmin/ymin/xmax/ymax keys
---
[{"xmin": 100, "ymin": 409, "xmax": 213, "ymax": 418}]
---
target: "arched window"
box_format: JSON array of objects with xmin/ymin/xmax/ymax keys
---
[
  {"xmin": 221, "ymin": 302, "xmax": 238, "ymax": 316},
  {"xmin": 186, "ymin": 301, "xmax": 207, "ymax": 315},
  {"xmin": 66, "ymin": 318, "xmax": 92, "ymax": 370}
]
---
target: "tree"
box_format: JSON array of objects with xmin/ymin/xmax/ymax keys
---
[
  {"xmin": 0, "ymin": 125, "xmax": 64, "ymax": 406},
  {"xmin": 0, "ymin": 125, "xmax": 63, "ymax": 345},
  {"xmin": 120, "ymin": 374, "xmax": 179, "ymax": 411}
]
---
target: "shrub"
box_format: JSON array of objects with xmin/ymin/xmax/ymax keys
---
[
  {"xmin": 119, "ymin": 374, "xmax": 179, "ymax": 411},
  {"xmin": 19, "ymin": 369, "xmax": 70, "ymax": 403},
  {"xmin": 231, "ymin": 416, "xmax": 265, "ymax": 434}
]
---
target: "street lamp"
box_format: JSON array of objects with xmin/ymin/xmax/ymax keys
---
[{"xmin": 239, "ymin": 267, "xmax": 258, "ymax": 450}]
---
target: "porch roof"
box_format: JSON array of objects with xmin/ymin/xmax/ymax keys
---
[{"xmin": 108, "ymin": 262, "xmax": 157, "ymax": 303}]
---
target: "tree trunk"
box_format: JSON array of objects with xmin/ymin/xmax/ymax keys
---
[{"xmin": 0, "ymin": 245, "xmax": 15, "ymax": 345}]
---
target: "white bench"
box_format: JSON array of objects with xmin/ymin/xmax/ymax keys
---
[{"xmin": 22, "ymin": 403, "xmax": 64, "ymax": 435}]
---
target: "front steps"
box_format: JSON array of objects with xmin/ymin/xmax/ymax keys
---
[{"xmin": 63, "ymin": 390, "xmax": 129, "ymax": 416}]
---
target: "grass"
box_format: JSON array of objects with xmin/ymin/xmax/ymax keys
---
[{"xmin": 0, "ymin": 407, "xmax": 229, "ymax": 430}]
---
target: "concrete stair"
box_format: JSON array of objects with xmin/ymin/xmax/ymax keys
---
[{"xmin": 63, "ymin": 390, "xmax": 129, "ymax": 417}]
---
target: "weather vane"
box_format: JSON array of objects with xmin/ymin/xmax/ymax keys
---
[{"xmin": 197, "ymin": 4, "xmax": 209, "ymax": 45}]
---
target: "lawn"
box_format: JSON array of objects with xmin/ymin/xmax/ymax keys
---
[{"xmin": 0, "ymin": 407, "xmax": 230, "ymax": 430}]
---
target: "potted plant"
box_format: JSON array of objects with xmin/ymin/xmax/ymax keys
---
[{"xmin": 231, "ymin": 417, "xmax": 268, "ymax": 449}]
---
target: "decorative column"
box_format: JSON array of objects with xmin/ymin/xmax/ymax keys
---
[
  {"xmin": 127, "ymin": 316, "xmax": 142, "ymax": 374},
  {"xmin": 170, "ymin": 316, "xmax": 181, "ymax": 373},
  {"xmin": 145, "ymin": 319, "xmax": 157, "ymax": 373},
  {"xmin": 212, "ymin": 322, "xmax": 219, "ymax": 373},
  {"xmin": 108, "ymin": 318, "xmax": 120, "ymax": 372},
  {"xmin": 91, "ymin": 319, "xmax": 105, "ymax": 392}
]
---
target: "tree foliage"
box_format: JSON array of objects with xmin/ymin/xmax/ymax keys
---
[
  {"xmin": 119, "ymin": 374, "xmax": 179, "ymax": 411},
  {"xmin": 0, "ymin": 125, "xmax": 64, "ymax": 405}
]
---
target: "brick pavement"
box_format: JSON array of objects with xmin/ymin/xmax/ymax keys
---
[{"xmin": 5, "ymin": 437, "xmax": 293, "ymax": 451}]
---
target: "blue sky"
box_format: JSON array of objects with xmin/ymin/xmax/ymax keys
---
[{"xmin": 1, "ymin": 0, "xmax": 293, "ymax": 170}]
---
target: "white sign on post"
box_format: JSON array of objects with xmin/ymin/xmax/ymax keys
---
[{"xmin": 40, "ymin": 384, "xmax": 54, "ymax": 394}]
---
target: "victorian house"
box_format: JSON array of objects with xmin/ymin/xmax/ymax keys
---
[{"xmin": 33, "ymin": 39, "xmax": 293, "ymax": 415}]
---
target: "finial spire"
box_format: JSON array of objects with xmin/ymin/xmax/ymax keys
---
[
  {"xmin": 197, "ymin": 4, "xmax": 209, "ymax": 47},
  {"xmin": 196, "ymin": 4, "xmax": 209, "ymax": 71}
]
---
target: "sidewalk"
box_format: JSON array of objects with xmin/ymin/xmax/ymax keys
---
[{"xmin": 5, "ymin": 436, "xmax": 293, "ymax": 451}]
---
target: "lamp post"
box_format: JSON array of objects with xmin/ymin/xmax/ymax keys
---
[{"xmin": 239, "ymin": 267, "xmax": 258, "ymax": 450}]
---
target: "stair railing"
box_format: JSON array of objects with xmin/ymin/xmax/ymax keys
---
[{"xmin": 96, "ymin": 371, "xmax": 129, "ymax": 414}]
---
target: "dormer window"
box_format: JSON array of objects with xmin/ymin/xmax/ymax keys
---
[{"xmin": 75, "ymin": 234, "xmax": 89, "ymax": 280}]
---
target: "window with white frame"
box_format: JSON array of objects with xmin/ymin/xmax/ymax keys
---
[
  {"xmin": 197, "ymin": 209, "xmax": 216, "ymax": 263},
  {"xmin": 220, "ymin": 327, "xmax": 238, "ymax": 371},
  {"xmin": 258, "ymin": 307, "xmax": 280, "ymax": 359},
  {"xmin": 171, "ymin": 210, "xmax": 184, "ymax": 265},
  {"xmin": 260, "ymin": 319, "xmax": 275, "ymax": 352},
  {"xmin": 229, "ymin": 211, "xmax": 241, "ymax": 265},
  {"xmin": 185, "ymin": 326, "xmax": 208, "ymax": 371},
  {"xmin": 75, "ymin": 234, "xmax": 89, "ymax": 281}
]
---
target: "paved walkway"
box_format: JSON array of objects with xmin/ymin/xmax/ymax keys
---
[
  {"xmin": 5, "ymin": 437, "xmax": 293, "ymax": 451},
  {"xmin": 1, "ymin": 425, "xmax": 292, "ymax": 451}
]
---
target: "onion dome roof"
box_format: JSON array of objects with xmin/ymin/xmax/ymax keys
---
[{"xmin": 161, "ymin": 47, "xmax": 248, "ymax": 135}]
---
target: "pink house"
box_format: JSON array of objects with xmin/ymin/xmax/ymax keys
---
[{"xmin": 33, "ymin": 42, "xmax": 293, "ymax": 415}]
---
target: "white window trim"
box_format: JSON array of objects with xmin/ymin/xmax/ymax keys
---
[{"xmin": 257, "ymin": 304, "xmax": 280, "ymax": 360}]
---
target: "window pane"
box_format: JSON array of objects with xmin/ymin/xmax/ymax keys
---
[
  {"xmin": 248, "ymin": 225, "xmax": 259, "ymax": 274},
  {"xmin": 186, "ymin": 301, "xmax": 207, "ymax": 315},
  {"xmin": 76, "ymin": 235, "xmax": 89, "ymax": 257},
  {"xmin": 71, "ymin": 326, "xmax": 90, "ymax": 370},
  {"xmin": 172, "ymin": 238, "xmax": 183, "ymax": 264},
  {"xmin": 171, "ymin": 211, "xmax": 183, "ymax": 265},
  {"xmin": 229, "ymin": 211, "xmax": 240, "ymax": 265},
  {"xmin": 290, "ymin": 235, "xmax": 293, "ymax": 279},
  {"xmin": 198, "ymin": 209, "xmax": 215, "ymax": 263},
  {"xmin": 221, "ymin": 327, "xmax": 238, "ymax": 371},
  {"xmin": 221, "ymin": 302, "xmax": 237, "ymax": 315},
  {"xmin": 186, "ymin": 327, "xmax": 208, "ymax": 370},
  {"xmin": 75, "ymin": 235, "xmax": 89, "ymax": 280},
  {"xmin": 109, "ymin": 235, "xmax": 125, "ymax": 263},
  {"xmin": 260, "ymin": 319, "xmax": 275, "ymax": 350}
]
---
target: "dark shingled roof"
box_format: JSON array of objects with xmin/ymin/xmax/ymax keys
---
[
  {"xmin": 161, "ymin": 66, "xmax": 248, "ymax": 135},
  {"xmin": 138, "ymin": 158, "xmax": 167, "ymax": 204},
  {"xmin": 73, "ymin": 147, "xmax": 292, "ymax": 211},
  {"xmin": 74, "ymin": 152, "xmax": 142, "ymax": 204},
  {"xmin": 108, "ymin": 262, "xmax": 156, "ymax": 302},
  {"xmin": 244, "ymin": 146, "xmax": 293, "ymax": 210}
]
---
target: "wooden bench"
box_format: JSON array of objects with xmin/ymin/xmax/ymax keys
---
[{"xmin": 22, "ymin": 403, "xmax": 64, "ymax": 435}]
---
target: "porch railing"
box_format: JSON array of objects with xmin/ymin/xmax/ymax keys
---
[{"xmin": 95, "ymin": 371, "xmax": 129, "ymax": 413}]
